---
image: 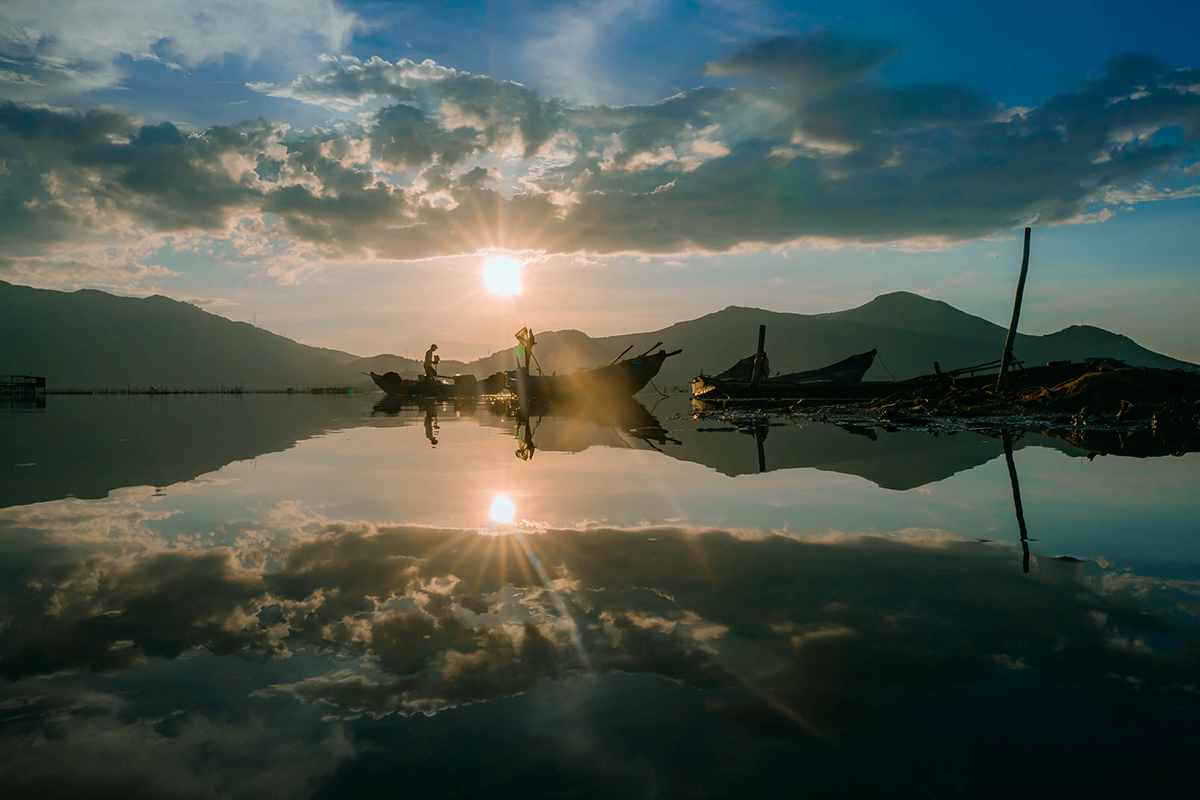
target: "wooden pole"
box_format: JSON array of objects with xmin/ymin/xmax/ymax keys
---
[
  {"xmin": 750, "ymin": 324, "xmax": 767, "ymax": 386},
  {"xmin": 997, "ymin": 227, "xmax": 1032, "ymax": 388}
]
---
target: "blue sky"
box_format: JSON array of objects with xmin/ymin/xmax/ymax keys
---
[{"xmin": 2, "ymin": 0, "xmax": 1198, "ymax": 361}]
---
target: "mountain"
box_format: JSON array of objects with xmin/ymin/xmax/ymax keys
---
[
  {"xmin": 420, "ymin": 292, "xmax": 1193, "ymax": 388},
  {"xmin": 1, "ymin": 280, "xmax": 1191, "ymax": 391},
  {"xmin": 0, "ymin": 280, "xmax": 356, "ymax": 390}
]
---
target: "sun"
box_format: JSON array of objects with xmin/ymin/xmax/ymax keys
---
[
  {"xmin": 490, "ymin": 494, "xmax": 516, "ymax": 524},
  {"xmin": 482, "ymin": 256, "xmax": 523, "ymax": 296}
]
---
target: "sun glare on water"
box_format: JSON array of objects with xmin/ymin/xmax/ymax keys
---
[
  {"xmin": 482, "ymin": 256, "xmax": 523, "ymax": 296},
  {"xmin": 490, "ymin": 494, "xmax": 516, "ymax": 524}
]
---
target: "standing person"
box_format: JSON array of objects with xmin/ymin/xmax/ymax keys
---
[{"xmin": 424, "ymin": 344, "xmax": 439, "ymax": 379}]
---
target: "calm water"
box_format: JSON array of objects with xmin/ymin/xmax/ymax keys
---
[{"xmin": 2, "ymin": 395, "xmax": 1198, "ymax": 798}]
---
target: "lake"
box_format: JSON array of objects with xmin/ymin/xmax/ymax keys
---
[{"xmin": 2, "ymin": 394, "xmax": 1198, "ymax": 798}]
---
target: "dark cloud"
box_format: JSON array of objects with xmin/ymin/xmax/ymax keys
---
[
  {"xmin": 704, "ymin": 32, "xmax": 901, "ymax": 89},
  {"xmin": 2, "ymin": 40, "xmax": 1199, "ymax": 274}
]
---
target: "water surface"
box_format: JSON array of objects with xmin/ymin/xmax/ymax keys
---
[{"xmin": 2, "ymin": 395, "xmax": 1197, "ymax": 798}]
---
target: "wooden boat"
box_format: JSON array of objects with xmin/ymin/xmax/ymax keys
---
[
  {"xmin": 693, "ymin": 357, "xmax": 1128, "ymax": 405},
  {"xmin": 368, "ymin": 371, "xmax": 507, "ymax": 399},
  {"xmin": 369, "ymin": 372, "xmax": 450, "ymax": 398},
  {"xmin": 693, "ymin": 349, "xmax": 878, "ymax": 399},
  {"xmin": 509, "ymin": 347, "xmax": 682, "ymax": 402}
]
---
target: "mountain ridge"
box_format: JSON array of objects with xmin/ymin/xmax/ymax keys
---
[{"xmin": 1, "ymin": 280, "xmax": 1192, "ymax": 390}]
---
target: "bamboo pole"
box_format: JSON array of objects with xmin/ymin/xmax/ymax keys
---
[
  {"xmin": 750, "ymin": 324, "xmax": 767, "ymax": 386},
  {"xmin": 997, "ymin": 227, "xmax": 1032, "ymax": 388}
]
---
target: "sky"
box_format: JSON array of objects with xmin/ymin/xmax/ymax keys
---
[{"xmin": 1, "ymin": 0, "xmax": 1198, "ymax": 362}]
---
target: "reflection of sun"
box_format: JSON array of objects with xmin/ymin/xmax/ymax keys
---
[
  {"xmin": 482, "ymin": 256, "xmax": 523, "ymax": 296},
  {"xmin": 490, "ymin": 494, "xmax": 516, "ymax": 523}
]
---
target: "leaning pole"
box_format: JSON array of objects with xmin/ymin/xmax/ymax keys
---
[{"xmin": 996, "ymin": 227, "xmax": 1032, "ymax": 388}]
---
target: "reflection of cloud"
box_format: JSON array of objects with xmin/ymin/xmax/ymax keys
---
[
  {"xmin": 0, "ymin": 682, "xmax": 351, "ymax": 799},
  {"xmin": 3, "ymin": 36, "xmax": 1199, "ymax": 283},
  {"xmin": 2, "ymin": 507, "xmax": 1199, "ymax": 740}
]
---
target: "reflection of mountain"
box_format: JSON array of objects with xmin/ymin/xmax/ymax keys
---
[
  {"xmin": 0, "ymin": 396, "xmax": 368, "ymax": 509},
  {"xmin": 5, "ymin": 393, "xmax": 1101, "ymax": 509},
  {"xmin": 664, "ymin": 421, "xmax": 1088, "ymax": 489}
]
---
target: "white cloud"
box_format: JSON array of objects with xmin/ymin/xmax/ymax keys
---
[{"xmin": 0, "ymin": 0, "xmax": 358, "ymax": 100}]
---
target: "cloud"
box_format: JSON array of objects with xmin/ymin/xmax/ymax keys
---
[
  {"xmin": 704, "ymin": 31, "xmax": 901, "ymax": 90},
  {"xmin": 2, "ymin": 37, "xmax": 1200, "ymax": 284},
  {"xmin": 521, "ymin": 0, "xmax": 658, "ymax": 105},
  {"xmin": 0, "ymin": 0, "xmax": 358, "ymax": 101}
]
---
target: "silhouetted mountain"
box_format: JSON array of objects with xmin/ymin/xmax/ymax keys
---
[
  {"xmin": 2, "ymin": 281, "xmax": 1191, "ymax": 391},
  {"xmin": 0, "ymin": 280, "xmax": 356, "ymax": 389},
  {"xmin": 430, "ymin": 292, "xmax": 1193, "ymax": 388}
]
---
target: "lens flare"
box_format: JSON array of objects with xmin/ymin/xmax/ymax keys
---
[
  {"xmin": 490, "ymin": 494, "xmax": 516, "ymax": 524},
  {"xmin": 482, "ymin": 256, "xmax": 523, "ymax": 296}
]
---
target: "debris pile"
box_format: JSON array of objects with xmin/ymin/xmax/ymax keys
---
[{"xmin": 791, "ymin": 367, "xmax": 1200, "ymax": 456}]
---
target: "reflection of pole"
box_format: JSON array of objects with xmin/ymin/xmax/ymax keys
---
[
  {"xmin": 755, "ymin": 422, "xmax": 767, "ymax": 473},
  {"xmin": 997, "ymin": 228, "xmax": 1032, "ymax": 388},
  {"xmin": 1002, "ymin": 432, "xmax": 1030, "ymax": 573}
]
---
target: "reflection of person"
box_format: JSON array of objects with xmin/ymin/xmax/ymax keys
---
[
  {"xmin": 424, "ymin": 405, "xmax": 439, "ymax": 446},
  {"xmin": 424, "ymin": 344, "xmax": 439, "ymax": 379},
  {"xmin": 516, "ymin": 416, "xmax": 535, "ymax": 461}
]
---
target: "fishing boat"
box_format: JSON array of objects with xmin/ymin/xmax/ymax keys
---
[
  {"xmin": 368, "ymin": 371, "xmax": 450, "ymax": 398},
  {"xmin": 693, "ymin": 356, "xmax": 1130, "ymax": 405},
  {"xmin": 692, "ymin": 336, "xmax": 879, "ymax": 400},
  {"xmin": 368, "ymin": 371, "xmax": 506, "ymax": 399},
  {"xmin": 509, "ymin": 347, "xmax": 682, "ymax": 402},
  {"xmin": 506, "ymin": 327, "xmax": 681, "ymax": 403}
]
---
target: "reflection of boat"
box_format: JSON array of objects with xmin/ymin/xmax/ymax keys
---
[
  {"xmin": 507, "ymin": 327, "xmax": 681, "ymax": 404},
  {"xmin": 499, "ymin": 395, "xmax": 679, "ymax": 459},
  {"xmin": 693, "ymin": 349, "xmax": 878, "ymax": 399}
]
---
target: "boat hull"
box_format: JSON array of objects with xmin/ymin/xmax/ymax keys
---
[
  {"xmin": 509, "ymin": 349, "xmax": 681, "ymax": 403},
  {"xmin": 692, "ymin": 359, "xmax": 1116, "ymax": 404},
  {"xmin": 693, "ymin": 350, "xmax": 878, "ymax": 399}
]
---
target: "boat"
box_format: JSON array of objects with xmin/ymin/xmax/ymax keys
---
[
  {"xmin": 502, "ymin": 326, "xmax": 681, "ymax": 404},
  {"xmin": 693, "ymin": 357, "xmax": 1130, "ymax": 406},
  {"xmin": 692, "ymin": 349, "xmax": 878, "ymax": 399},
  {"xmin": 368, "ymin": 371, "xmax": 507, "ymax": 399},
  {"xmin": 509, "ymin": 346, "xmax": 682, "ymax": 403}
]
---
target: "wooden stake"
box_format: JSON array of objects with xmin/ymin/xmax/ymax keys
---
[
  {"xmin": 750, "ymin": 324, "xmax": 767, "ymax": 386},
  {"xmin": 997, "ymin": 227, "xmax": 1032, "ymax": 388}
]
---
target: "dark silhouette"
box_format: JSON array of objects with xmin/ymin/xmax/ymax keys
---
[
  {"xmin": 1002, "ymin": 432, "xmax": 1032, "ymax": 573},
  {"xmin": 424, "ymin": 404, "xmax": 439, "ymax": 446},
  {"xmin": 4, "ymin": 280, "xmax": 1190, "ymax": 392},
  {"xmin": 424, "ymin": 344, "xmax": 439, "ymax": 379}
]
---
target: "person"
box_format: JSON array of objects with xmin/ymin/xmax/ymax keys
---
[{"xmin": 423, "ymin": 344, "xmax": 439, "ymax": 379}]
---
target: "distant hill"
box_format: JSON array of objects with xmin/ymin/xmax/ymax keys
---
[
  {"xmin": 426, "ymin": 292, "xmax": 1193, "ymax": 388},
  {"xmin": 1, "ymin": 281, "xmax": 1191, "ymax": 391},
  {"xmin": 0, "ymin": 280, "xmax": 356, "ymax": 390}
]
